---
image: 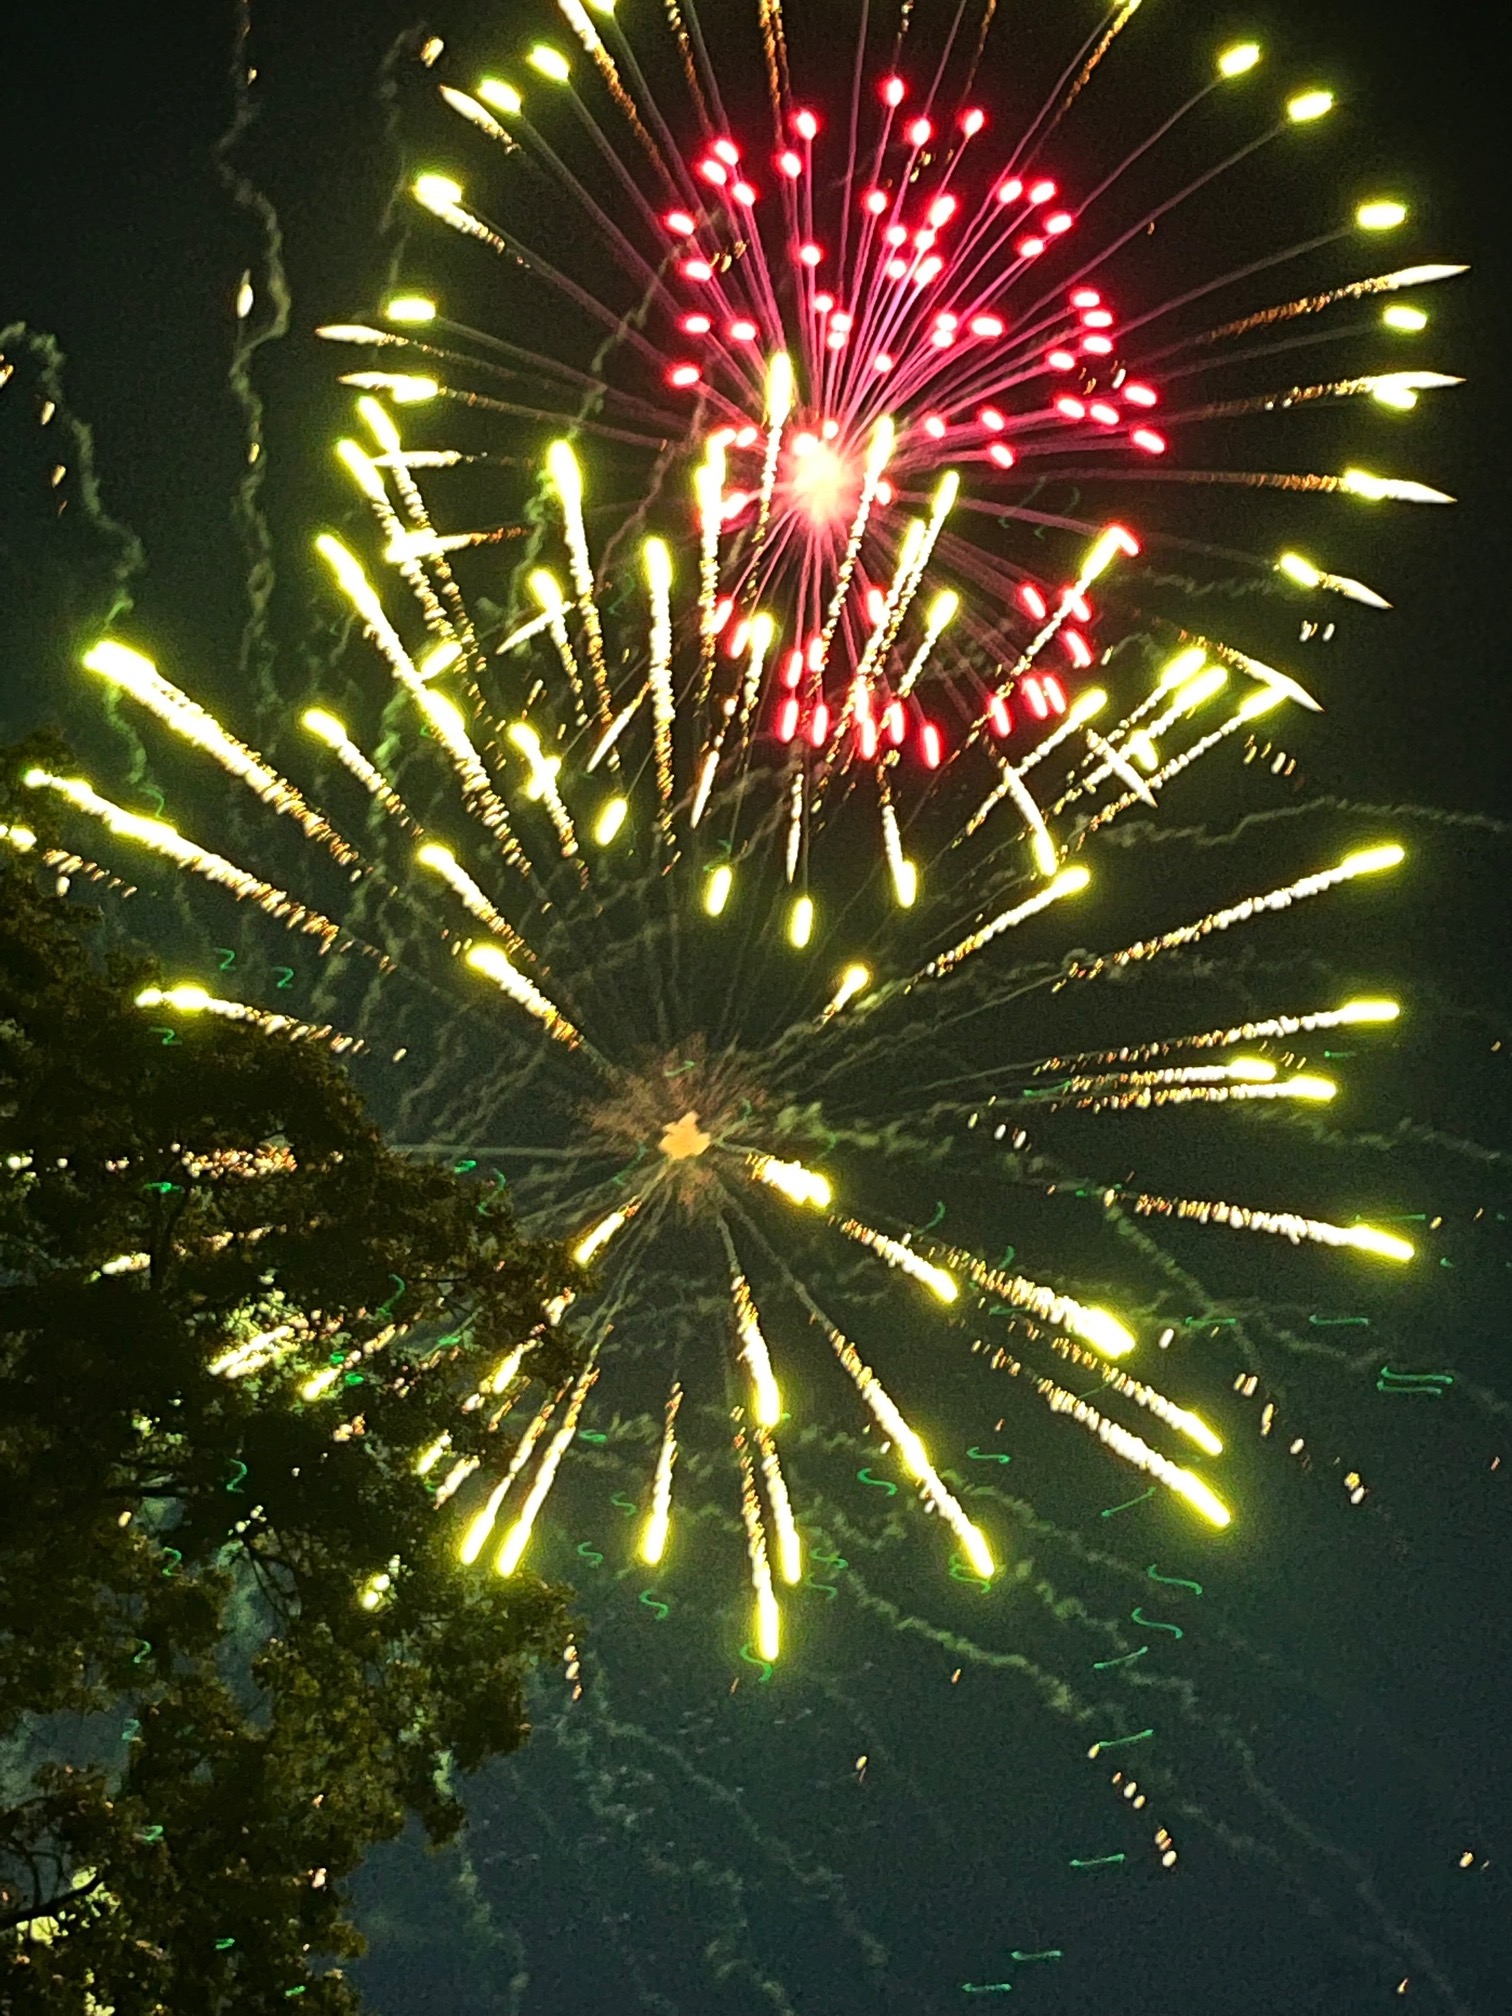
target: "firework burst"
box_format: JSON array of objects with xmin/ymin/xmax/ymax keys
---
[{"xmin": 22, "ymin": 1, "xmax": 1465, "ymax": 1725}]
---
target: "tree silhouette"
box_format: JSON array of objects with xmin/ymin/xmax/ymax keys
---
[{"xmin": 1, "ymin": 762, "xmax": 579, "ymax": 2011}]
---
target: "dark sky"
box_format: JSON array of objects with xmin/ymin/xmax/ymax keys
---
[{"xmin": 2, "ymin": 4, "xmax": 1509, "ymax": 2013}]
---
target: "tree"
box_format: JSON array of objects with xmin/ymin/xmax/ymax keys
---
[{"xmin": 0, "ymin": 749, "xmax": 580, "ymax": 2012}]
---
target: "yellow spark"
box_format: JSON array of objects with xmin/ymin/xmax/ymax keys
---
[
  {"xmin": 1340, "ymin": 468, "xmax": 1454, "ymax": 504},
  {"xmin": 1067, "ymin": 1353, "xmax": 1227, "ymax": 1456},
  {"xmin": 1342, "ymin": 1225, "xmax": 1416, "ymax": 1261},
  {"xmin": 705, "ymin": 863, "xmax": 734, "ymax": 916},
  {"xmin": 84, "ymin": 641, "xmax": 358, "ymax": 867},
  {"xmin": 477, "ymin": 77, "xmax": 523, "ymax": 115},
  {"xmin": 733, "ymin": 1425, "xmax": 782, "ymax": 1663},
  {"xmin": 317, "ymin": 325, "xmax": 396, "ymax": 350},
  {"xmin": 1008, "ymin": 761, "xmax": 1058, "ymax": 876},
  {"xmin": 748, "ymin": 1154, "xmax": 832, "ymax": 1210},
  {"xmin": 1287, "ymin": 89, "xmax": 1334, "ymax": 122},
  {"xmin": 765, "ymin": 350, "xmax": 794, "ymax": 426},
  {"xmin": 25, "ymin": 769, "xmax": 347, "ymax": 952},
  {"xmin": 210, "ymin": 1324, "xmax": 297, "ymax": 1379},
  {"xmin": 1071, "ymin": 843, "xmax": 1403, "ymax": 979},
  {"xmin": 788, "ymin": 894, "xmax": 815, "ymax": 948},
  {"xmin": 1061, "ymin": 1071, "xmax": 1335, "ymax": 1115},
  {"xmin": 139, "ymin": 983, "xmax": 210, "ymax": 1012},
  {"xmin": 358, "ymin": 1567, "xmax": 394, "ymax": 1612},
  {"xmin": 1382, "ymin": 305, "xmax": 1428, "ymax": 331},
  {"xmin": 417, "ymin": 843, "xmax": 523, "ymax": 952},
  {"xmin": 460, "ymin": 1483, "xmax": 514, "ymax": 1565},
  {"xmin": 314, "ymin": 534, "xmax": 522, "ymax": 856},
  {"xmin": 999, "ymin": 520, "xmax": 1130, "ymax": 703},
  {"xmin": 495, "ymin": 1361, "xmax": 599, "ymax": 1576},
  {"xmin": 507, "ymin": 720, "xmax": 563, "ymax": 801},
  {"xmin": 547, "ymin": 440, "xmax": 614, "ymax": 731},
  {"xmin": 925, "ymin": 865, "xmax": 1089, "ymax": 980},
  {"xmin": 1044, "ymin": 997, "xmax": 1398, "ymax": 1070},
  {"xmin": 1130, "ymin": 1191, "xmax": 1414, "ymax": 1262},
  {"xmin": 428, "ymin": 1455, "xmax": 477, "ymax": 1507},
  {"xmin": 414, "ymin": 173, "xmax": 464, "ymax": 215},
  {"xmin": 1342, "ymin": 843, "xmax": 1405, "ymax": 876},
  {"xmin": 813, "ymin": 415, "xmax": 896, "ymax": 671},
  {"xmin": 302, "ymin": 705, "xmax": 348, "ymax": 744},
  {"xmin": 740, "ymin": 611, "xmax": 777, "ymax": 728},
  {"xmin": 557, "ymin": 0, "xmax": 657, "ymax": 163},
  {"xmin": 850, "ymin": 517, "xmax": 927, "ymax": 697},
  {"xmin": 594, "ymin": 797, "xmax": 628, "ymax": 845},
  {"xmin": 819, "ymin": 1314, "xmax": 996, "ymax": 1577},
  {"xmin": 466, "ymin": 941, "xmax": 583, "ymax": 1047},
  {"xmin": 755, "ymin": 1423, "xmax": 803, "ymax": 1584},
  {"xmin": 644, "ymin": 536, "xmax": 676, "ymax": 825},
  {"xmin": 1275, "ymin": 553, "xmax": 1392, "ymax": 608},
  {"xmin": 880, "ymin": 789, "xmax": 918, "ymax": 908},
  {"xmin": 730, "ymin": 1269, "xmax": 782, "ymax": 1426},
  {"xmin": 641, "ymin": 1382, "xmax": 682, "ymax": 1566},
  {"xmin": 945, "ymin": 1246, "xmax": 1136, "ymax": 1359},
  {"xmin": 1237, "ymin": 689, "xmax": 1287, "ymax": 723},
  {"xmin": 818, "ymin": 963, "xmax": 871, "ymax": 1025},
  {"xmin": 1034, "ymin": 1374, "xmax": 1231, "ymax": 1526},
  {"xmin": 484, "ymin": 1344, "xmax": 529, "ymax": 1397},
  {"xmin": 1069, "ymin": 687, "xmax": 1110, "ymax": 731},
  {"xmin": 460, "ymin": 1387, "xmax": 562, "ymax": 1565},
  {"xmin": 755, "ymin": 1580, "xmax": 781, "ymax": 1661},
  {"xmin": 695, "ymin": 437, "xmax": 727, "ymax": 692},
  {"xmin": 416, "ymin": 1435, "xmax": 452, "ymax": 1476},
  {"xmin": 339, "ymin": 371, "xmax": 438, "ymax": 403},
  {"xmin": 440, "ymin": 85, "xmax": 516, "ymax": 145},
  {"xmin": 572, "ymin": 1204, "xmax": 634, "ymax": 1266},
  {"xmin": 1278, "ymin": 552, "xmax": 1323, "ymax": 589},
  {"xmin": 1171, "ymin": 666, "xmax": 1228, "ymax": 716},
  {"xmin": 1085, "ymin": 728, "xmax": 1158, "ymax": 808},
  {"xmin": 836, "ymin": 1218, "xmax": 958, "ymax": 1302},
  {"xmin": 586, "ymin": 687, "xmax": 646, "ymax": 771},
  {"xmin": 527, "ymin": 43, "xmax": 571, "ymax": 82},
  {"xmin": 1357, "ymin": 200, "xmax": 1408, "ymax": 231},
  {"xmin": 1170, "ymin": 1470, "xmax": 1232, "ymax": 1527},
  {"xmin": 894, "ymin": 589, "xmax": 957, "ymax": 701},
  {"xmin": 697, "ymin": 608, "xmax": 778, "ymax": 824},
  {"xmin": 136, "ymin": 985, "xmax": 360, "ymax": 1053},
  {"xmin": 528, "ymin": 565, "xmax": 598, "ymax": 732},
  {"xmin": 968, "ymin": 690, "xmax": 1105, "ymax": 836},
  {"xmin": 496, "ymin": 610, "xmax": 555, "ymax": 656},
  {"xmin": 1341, "ymin": 997, "xmax": 1400, "ymax": 1023},
  {"xmin": 1154, "ymin": 646, "xmax": 1208, "ymax": 691},
  {"xmin": 1172, "ymin": 1410, "xmax": 1223, "ymax": 1458},
  {"xmin": 419, "ymin": 639, "xmax": 463, "ymax": 681},
  {"xmin": 1183, "ymin": 636, "xmax": 1320, "ymax": 714},
  {"xmin": 333, "ymin": 435, "xmax": 392, "ymax": 511},
  {"xmin": 1217, "ymin": 42, "xmax": 1261, "ymax": 76},
  {"xmin": 752, "ymin": 351, "xmax": 795, "ymax": 554},
  {"xmin": 1076, "ymin": 523, "xmax": 1140, "ymax": 589},
  {"xmin": 869, "ymin": 471, "xmax": 957, "ymax": 675},
  {"xmin": 385, "ymin": 295, "xmax": 437, "ymax": 323}
]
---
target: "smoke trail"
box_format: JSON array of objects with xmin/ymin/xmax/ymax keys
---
[{"xmin": 212, "ymin": 0, "xmax": 293, "ymax": 718}]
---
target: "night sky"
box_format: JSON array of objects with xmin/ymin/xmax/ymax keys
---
[{"xmin": 3, "ymin": 3, "xmax": 1510, "ymax": 2011}]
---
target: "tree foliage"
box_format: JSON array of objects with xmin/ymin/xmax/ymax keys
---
[{"xmin": 0, "ymin": 770, "xmax": 580, "ymax": 2011}]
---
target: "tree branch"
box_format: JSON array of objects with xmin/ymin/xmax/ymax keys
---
[{"xmin": 0, "ymin": 1868, "xmax": 106, "ymax": 1933}]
